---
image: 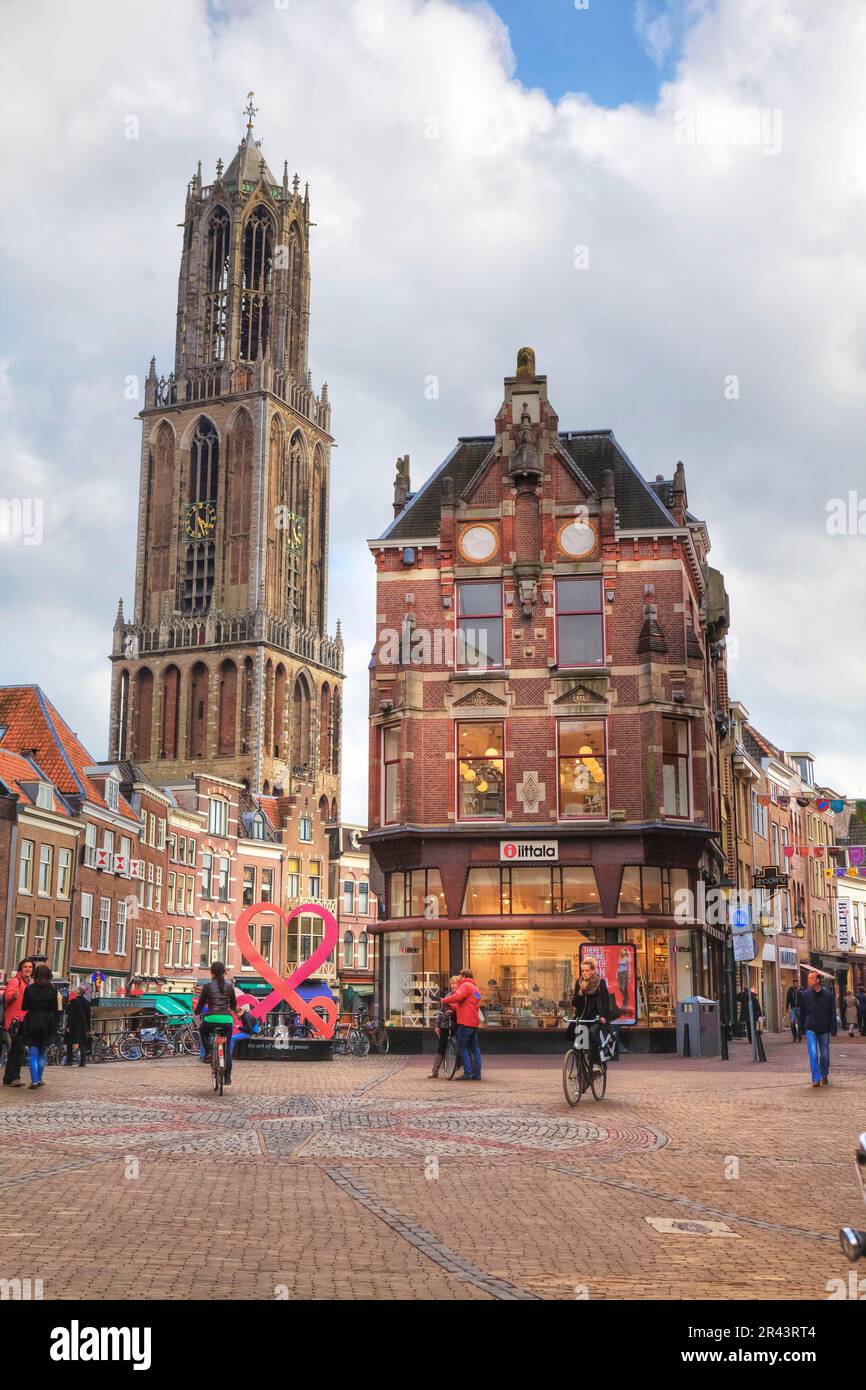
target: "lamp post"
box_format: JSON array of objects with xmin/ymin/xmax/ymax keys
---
[{"xmin": 718, "ymin": 872, "xmax": 738, "ymax": 1042}]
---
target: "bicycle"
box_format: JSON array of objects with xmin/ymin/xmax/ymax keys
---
[
  {"xmin": 443, "ymin": 1028, "xmax": 460, "ymax": 1079},
  {"xmin": 210, "ymin": 1027, "xmax": 229, "ymax": 1096},
  {"xmin": 356, "ymin": 1008, "xmax": 390, "ymax": 1055},
  {"xmin": 562, "ymin": 1022, "xmax": 607, "ymax": 1106}
]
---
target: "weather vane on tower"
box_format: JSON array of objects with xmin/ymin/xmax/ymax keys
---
[{"xmin": 244, "ymin": 91, "xmax": 258, "ymax": 130}]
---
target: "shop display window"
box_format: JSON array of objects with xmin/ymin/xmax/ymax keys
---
[
  {"xmin": 462, "ymin": 866, "xmax": 602, "ymax": 916},
  {"xmin": 617, "ymin": 866, "xmax": 691, "ymax": 914},
  {"xmin": 382, "ymin": 928, "xmax": 450, "ymax": 1026},
  {"xmin": 468, "ymin": 928, "xmax": 598, "ymax": 1029},
  {"xmin": 388, "ymin": 868, "xmax": 447, "ymax": 919}
]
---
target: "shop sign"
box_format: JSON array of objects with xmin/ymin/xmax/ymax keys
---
[
  {"xmin": 836, "ymin": 899, "xmax": 852, "ymax": 951},
  {"xmin": 500, "ymin": 839, "xmax": 558, "ymax": 862},
  {"xmin": 779, "ymin": 948, "xmax": 799, "ymax": 970},
  {"xmin": 732, "ymin": 931, "xmax": 756, "ymax": 963}
]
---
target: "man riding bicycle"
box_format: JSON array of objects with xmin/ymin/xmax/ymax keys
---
[{"xmin": 194, "ymin": 961, "xmax": 238, "ymax": 1086}]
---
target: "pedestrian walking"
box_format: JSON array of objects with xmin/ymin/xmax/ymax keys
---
[
  {"xmin": 737, "ymin": 987, "xmax": 764, "ymax": 1042},
  {"xmin": 442, "ymin": 970, "xmax": 483, "ymax": 1081},
  {"xmin": 856, "ymin": 987, "xmax": 866, "ymax": 1037},
  {"xmin": 572, "ymin": 958, "xmax": 613, "ymax": 1064},
  {"xmin": 3, "ymin": 959, "xmax": 34, "ymax": 1087},
  {"xmin": 429, "ymin": 977, "xmax": 459, "ymax": 1078},
  {"xmin": 21, "ymin": 964, "xmax": 59, "ymax": 1089},
  {"xmin": 844, "ymin": 989, "xmax": 859, "ymax": 1039},
  {"xmin": 65, "ymin": 985, "xmax": 91, "ymax": 1068},
  {"xmin": 798, "ymin": 971, "xmax": 837, "ymax": 1088},
  {"xmin": 785, "ymin": 982, "xmax": 802, "ymax": 1041}
]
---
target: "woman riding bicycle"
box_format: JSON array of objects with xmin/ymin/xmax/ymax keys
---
[
  {"xmin": 194, "ymin": 961, "xmax": 238, "ymax": 1086},
  {"xmin": 572, "ymin": 958, "xmax": 611, "ymax": 1064}
]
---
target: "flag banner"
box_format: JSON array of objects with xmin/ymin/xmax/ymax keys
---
[
  {"xmin": 849, "ymin": 846, "xmax": 865, "ymax": 866},
  {"xmin": 812, "ymin": 847, "xmax": 825, "ymax": 858},
  {"xmin": 831, "ymin": 800, "xmax": 846, "ymax": 813},
  {"xmin": 783, "ymin": 845, "xmax": 795, "ymax": 858},
  {"xmin": 815, "ymin": 799, "xmax": 830, "ymax": 812}
]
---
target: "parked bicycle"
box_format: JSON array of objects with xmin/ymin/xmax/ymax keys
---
[
  {"xmin": 356, "ymin": 1006, "xmax": 390, "ymax": 1055},
  {"xmin": 562, "ymin": 1021, "xmax": 607, "ymax": 1106}
]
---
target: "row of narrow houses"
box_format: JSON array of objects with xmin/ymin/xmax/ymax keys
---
[{"xmin": 1, "ymin": 113, "xmax": 862, "ymax": 1047}]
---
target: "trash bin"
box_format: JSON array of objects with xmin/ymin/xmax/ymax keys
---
[{"xmin": 677, "ymin": 995, "xmax": 721, "ymax": 1057}]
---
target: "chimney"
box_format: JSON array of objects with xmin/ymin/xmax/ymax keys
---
[{"xmin": 670, "ymin": 461, "xmax": 687, "ymax": 525}]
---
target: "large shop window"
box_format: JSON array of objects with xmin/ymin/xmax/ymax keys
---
[
  {"xmin": 662, "ymin": 718, "xmax": 690, "ymax": 818},
  {"xmin": 555, "ymin": 577, "xmax": 604, "ymax": 667},
  {"xmin": 558, "ymin": 719, "xmax": 607, "ymax": 818},
  {"xmin": 382, "ymin": 725, "xmax": 401, "ymax": 824},
  {"xmin": 618, "ymin": 866, "xmax": 691, "ymax": 914},
  {"xmin": 469, "ymin": 928, "xmax": 593, "ymax": 1029},
  {"xmin": 383, "ymin": 929, "xmax": 451, "ymax": 1027},
  {"xmin": 457, "ymin": 721, "xmax": 505, "ymax": 820},
  {"xmin": 462, "ymin": 866, "xmax": 601, "ymax": 915},
  {"xmin": 456, "ymin": 581, "xmax": 503, "ymax": 670},
  {"xmin": 389, "ymin": 868, "xmax": 447, "ymax": 919}
]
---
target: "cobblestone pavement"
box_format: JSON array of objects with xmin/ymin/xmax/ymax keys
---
[{"xmin": 0, "ymin": 1033, "xmax": 863, "ymax": 1301}]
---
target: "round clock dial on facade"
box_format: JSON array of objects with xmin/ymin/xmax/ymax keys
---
[
  {"xmin": 457, "ymin": 523, "xmax": 500, "ymax": 563},
  {"xmin": 185, "ymin": 502, "xmax": 217, "ymax": 541},
  {"xmin": 557, "ymin": 517, "xmax": 598, "ymax": 560}
]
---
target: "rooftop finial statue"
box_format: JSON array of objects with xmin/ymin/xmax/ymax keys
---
[{"xmin": 516, "ymin": 346, "xmax": 536, "ymax": 380}]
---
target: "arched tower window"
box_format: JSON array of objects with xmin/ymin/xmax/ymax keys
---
[
  {"xmin": 133, "ymin": 669, "xmax": 154, "ymax": 762},
  {"xmin": 273, "ymin": 665, "xmax": 287, "ymax": 757},
  {"xmin": 239, "ymin": 206, "xmax": 274, "ymax": 362},
  {"xmin": 286, "ymin": 222, "xmax": 305, "ymax": 378},
  {"xmin": 218, "ymin": 660, "xmax": 237, "ymax": 758},
  {"xmin": 188, "ymin": 662, "xmax": 209, "ymax": 759},
  {"xmin": 319, "ymin": 683, "xmax": 331, "ymax": 771},
  {"xmin": 203, "ymin": 206, "xmax": 230, "ymax": 363},
  {"xmin": 291, "ymin": 673, "xmax": 312, "ymax": 769},
  {"xmin": 160, "ymin": 665, "xmax": 181, "ymax": 760},
  {"xmin": 116, "ymin": 669, "xmax": 130, "ymax": 760},
  {"xmin": 183, "ymin": 418, "xmax": 219, "ymax": 614}
]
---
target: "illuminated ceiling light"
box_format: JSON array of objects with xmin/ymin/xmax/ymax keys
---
[
  {"xmin": 477, "ymin": 780, "xmax": 489, "ymax": 793},
  {"xmin": 484, "ymin": 747, "xmax": 500, "ymax": 758},
  {"xmin": 579, "ymin": 745, "xmax": 593, "ymax": 756}
]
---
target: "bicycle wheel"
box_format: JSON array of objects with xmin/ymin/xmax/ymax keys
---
[
  {"xmin": 140, "ymin": 1039, "xmax": 168, "ymax": 1059},
  {"xmin": 590, "ymin": 1061, "xmax": 607, "ymax": 1102},
  {"xmin": 118, "ymin": 1034, "xmax": 143, "ymax": 1061},
  {"xmin": 349, "ymin": 1027, "xmax": 371, "ymax": 1058},
  {"xmin": 562, "ymin": 1049, "xmax": 585, "ymax": 1106},
  {"xmin": 372, "ymin": 1022, "xmax": 390, "ymax": 1055},
  {"xmin": 443, "ymin": 1034, "xmax": 459, "ymax": 1079},
  {"xmin": 212, "ymin": 1037, "xmax": 224, "ymax": 1095},
  {"xmin": 180, "ymin": 1029, "xmax": 199, "ymax": 1056}
]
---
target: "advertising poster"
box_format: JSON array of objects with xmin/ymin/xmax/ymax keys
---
[{"xmin": 579, "ymin": 942, "xmax": 637, "ymax": 1025}]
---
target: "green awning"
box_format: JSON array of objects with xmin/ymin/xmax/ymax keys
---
[{"xmin": 141, "ymin": 993, "xmax": 193, "ymax": 1018}]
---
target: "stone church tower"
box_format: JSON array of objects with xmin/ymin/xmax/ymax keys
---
[{"xmin": 109, "ymin": 101, "xmax": 343, "ymax": 808}]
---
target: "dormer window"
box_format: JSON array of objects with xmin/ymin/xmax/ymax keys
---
[
  {"xmin": 106, "ymin": 779, "xmax": 119, "ymax": 812},
  {"xmin": 36, "ymin": 783, "xmax": 53, "ymax": 811},
  {"xmin": 251, "ymin": 814, "xmax": 265, "ymax": 841}
]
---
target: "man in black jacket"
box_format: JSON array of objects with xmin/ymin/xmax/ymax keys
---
[{"xmin": 798, "ymin": 972, "xmax": 837, "ymax": 1088}]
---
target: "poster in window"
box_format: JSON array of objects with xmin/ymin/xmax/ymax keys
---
[{"xmin": 579, "ymin": 942, "xmax": 637, "ymax": 1025}]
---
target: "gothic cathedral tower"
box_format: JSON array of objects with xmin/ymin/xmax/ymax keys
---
[{"xmin": 109, "ymin": 100, "xmax": 343, "ymax": 809}]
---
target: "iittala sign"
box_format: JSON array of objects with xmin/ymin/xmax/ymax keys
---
[{"xmin": 500, "ymin": 840, "xmax": 558, "ymax": 862}]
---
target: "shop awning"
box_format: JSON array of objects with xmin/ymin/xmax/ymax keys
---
[{"xmin": 140, "ymin": 993, "xmax": 192, "ymax": 1018}]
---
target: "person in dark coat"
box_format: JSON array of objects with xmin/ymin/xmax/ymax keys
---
[
  {"xmin": 21, "ymin": 964, "xmax": 59, "ymax": 1089},
  {"xmin": 65, "ymin": 987, "xmax": 91, "ymax": 1068},
  {"xmin": 785, "ymin": 982, "xmax": 802, "ymax": 1041},
  {"xmin": 572, "ymin": 959, "xmax": 612, "ymax": 1064},
  {"xmin": 798, "ymin": 971, "xmax": 837, "ymax": 1087},
  {"xmin": 856, "ymin": 988, "xmax": 866, "ymax": 1037},
  {"xmin": 736, "ymin": 987, "xmax": 764, "ymax": 1042}
]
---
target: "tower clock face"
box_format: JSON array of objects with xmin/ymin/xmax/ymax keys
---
[{"xmin": 185, "ymin": 502, "xmax": 217, "ymax": 541}]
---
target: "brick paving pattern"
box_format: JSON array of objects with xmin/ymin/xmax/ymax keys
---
[{"xmin": 0, "ymin": 1034, "xmax": 863, "ymax": 1300}]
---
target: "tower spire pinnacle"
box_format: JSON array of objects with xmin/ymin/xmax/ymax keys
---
[{"xmin": 244, "ymin": 90, "xmax": 258, "ymax": 130}]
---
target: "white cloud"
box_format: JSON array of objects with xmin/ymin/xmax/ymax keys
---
[{"xmin": 1, "ymin": 0, "xmax": 866, "ymax": 816}]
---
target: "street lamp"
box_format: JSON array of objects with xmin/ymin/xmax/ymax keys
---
[{"xmin": 794, "ymin": 918, "xmax": 807, "ymax": 940}]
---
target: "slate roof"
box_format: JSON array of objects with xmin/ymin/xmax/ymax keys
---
[
  {"xmin": 381, "ymin": 431, "xmax": 682, "ymax": 542},
  {"xmin": 0, "ymin": 686, "xmax": 138, "ymax": 822},
  {"xmin": 223, "ymin": 129, "xmax": 278, "ymax": 189}
]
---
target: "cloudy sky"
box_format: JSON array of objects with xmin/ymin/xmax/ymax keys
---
[{"xmin": 2, "ymin": 0, "xmax": 865, "ymax": 821}]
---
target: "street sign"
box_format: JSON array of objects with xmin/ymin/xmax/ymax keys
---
[
  {"xmin": 732, "ymin": 932, "xmax": 757, "ymax": 963},
  {"xmin": 731, "ymin": 905, "xmax": 750, "ymax": 929}
]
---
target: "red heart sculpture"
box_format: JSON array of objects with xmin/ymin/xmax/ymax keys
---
[{"xmin": 234, "ymin": 901, "xmax": 339, "ymax": 1040}]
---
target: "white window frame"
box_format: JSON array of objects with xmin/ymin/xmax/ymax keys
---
[{"xmin": 79, "ymin": 892, "xmax": 93, "ymax": 951}]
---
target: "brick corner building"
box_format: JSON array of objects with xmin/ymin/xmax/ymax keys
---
[{"xmin": 366, "ymin": 349, "xmax": 731, "ymax": 1051}]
